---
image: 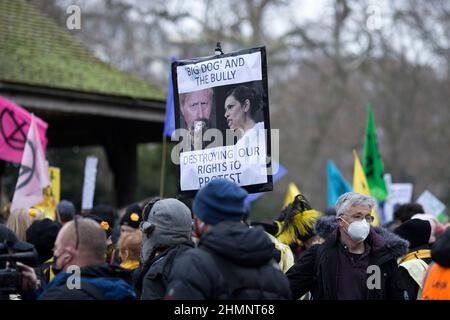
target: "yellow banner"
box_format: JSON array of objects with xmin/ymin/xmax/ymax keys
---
[
  {"xmin": 282, "ymin": 182, "xmax": 301, "ymax": 209},
  {"xmin": 353, "ymin": 150, "xmax": 379, "ymax": 226},
  {"xmin": 35, "ymin": 167, "xmax": 60, "ymax": 220}
]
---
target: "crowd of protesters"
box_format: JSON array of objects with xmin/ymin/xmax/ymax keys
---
[{"xmin": 0, "ymin": 178, "xmax": 449, "ymax": 300}]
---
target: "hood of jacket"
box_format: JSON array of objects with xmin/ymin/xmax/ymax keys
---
[
  {"xmin": 44, "ymin": 264, "xmax": 136, "ymax": 300},
  {"xmin": 431, "ymin": 228, "xmax": 450, "ymax": 267},
  {"xmin": 314, "ymin": 215, "xmax": 409, "ymax": 259},
  {"xmin": 199, "ymin": 221, "xmax": 277, "ymax": 267}
]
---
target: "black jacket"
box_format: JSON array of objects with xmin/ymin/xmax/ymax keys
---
[
  {"xmin": 287, "ymin": 216, "xmax": 410, "ymax": 300},
  {"xmin": 165, "ymin": 221, "xmax": 292, "ymax": 300},
  {"xmin": 138, "ymin": 241, "xmax": 195, "ymax": 300},
  {"xmin": 39, "ymin": 264, "xmax": 136, "ymax": 300}
]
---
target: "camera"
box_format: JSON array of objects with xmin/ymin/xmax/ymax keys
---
[{"xmin": 0, "ymin": 242, "xmax": 38, "ymax": 295}]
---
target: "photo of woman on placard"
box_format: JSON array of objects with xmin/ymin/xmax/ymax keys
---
[{"xmin": 223, "ymin": 85, "xmax": 265, "ymax": 145}]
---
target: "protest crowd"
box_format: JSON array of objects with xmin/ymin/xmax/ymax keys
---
[
  {"xmin": 1, "ymin": 178, "xmax": 449, "ymax": 300},
  {"xmin": 0, "ymin": 44, "xmax": 449, "ymax": 303}
]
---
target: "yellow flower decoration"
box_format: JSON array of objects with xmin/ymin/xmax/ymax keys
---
[
  {"xmin": 29, "ymin": 208, "xmax": 38, "ymax": 218},
  {"xmin": 100, "ymin": 221, "xmax": 110, "ymax": 231},
  {"xmin": 130, "ymin": 213, "xmax": 140, "ymax": 222}
]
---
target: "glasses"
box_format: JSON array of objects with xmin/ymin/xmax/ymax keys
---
[
  {"xmin": 346, "ymin": 214, "xmax": 375, "ymax": 223},
  {"xmin": 73, "ymin": 216, "xmax": 80, "ymax": 249}
]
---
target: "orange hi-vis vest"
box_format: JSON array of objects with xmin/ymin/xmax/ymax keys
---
[{"xmin": 421, "ymin": 263, "xmax": 450, "ymax": 300}]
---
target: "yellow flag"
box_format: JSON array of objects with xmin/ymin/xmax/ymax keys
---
[
  {"xmin": 353, "ymin": 150, "xmax": 379, "ymax": 226},
  {"xmin": 35, "ymin": 167, "xmax": 61, "ymax": 220},
  {"xmin": 283, "ymin": 182, "xmax": 301, "ymax": 209}
]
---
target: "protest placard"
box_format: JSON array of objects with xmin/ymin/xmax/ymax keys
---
[
  {"xmin": 172, "ymin": 46, "xmax": 272, "ymax": 195},
  {"xmin": 35, "ymin": 166, "xmax": 60, "ymax": 220},
  {"xmin": 417, "ymin": 190, "xmax": 446, "ymax": 217},
  {"xmin": 81, "ymin": 156, "xmax": 98, "ymax": 211}
]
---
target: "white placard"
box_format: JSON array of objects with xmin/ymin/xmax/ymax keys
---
[
  {"xmin": 173, "ymin": 47, "xmax": 271, "ymax": 194},
  {"xmin": 383, "ymin": 182, "xmax": 413, "ymax": 222},
  {"xmin": 180, "ymin": 134, "xmax": 268, "ymax": 191},
  {"xmin": 417, "ymin": 190, "xmax": 446, "ymax": 217},
  {"xmin": 384, "ymin": 173, "xmax": 392, "ymax": 187},
  {"xmin": 177, "ymin": 52, "xmax": 262, "ymax": 93},
  {"xmin": 81, "ymin": 156, "xmax": 98, "ymax": 210}
]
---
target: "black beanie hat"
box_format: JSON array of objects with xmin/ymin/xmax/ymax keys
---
[
  {"xmin": 26, "ymin": 218, "xmax": 61, "ymax": 264},
  {"xmin": 90, "ymin": 204, "xmax": 115, "ymax": 228},
  {"xmin": 120, "ymin": 203, "xmax": 142, "ymax": 229},
  {"xmin": 85, "ymin": 214, "xmax": 113, "ymax": 238},
  {"xmin": 394, "ymin": 219, "xmax": 431, "ymax": 250}
]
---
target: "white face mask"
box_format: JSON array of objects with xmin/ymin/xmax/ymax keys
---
[{"xmin": 340, "ymin": 217, "xmax": 370, "ymax": 243}]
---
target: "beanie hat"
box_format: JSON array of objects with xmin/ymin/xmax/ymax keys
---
[
  {"xmin": 193, "ymin": 178, "xmax": 248, "ymax": 226},
  {"xmin": 120, "ymin": 203, "xmax": 142, "ymax": 229},
  {"xmin": 57, "ymin": 200, "xmax": 76, "ymax": 222},
  {"xmin": 140, "ymin": 198, "xmax": 192, "ymax": 262},
  {"xmin": 26, "ymin": 218, "xmax": 61, "ymax": 264},
  {"xmin": 412, "ymin": 213, "xmax": 445, "ymax": 243},
  {"xmin": 394, "ymin": 219, "xmax": 431, "ymax": 250},
  {"xmin": 90, "ymin": 204, "xmax": 115, "ymax": 228},
  {"xmin": 85, "ymin": 214, "xmax": 113, "ymax": 238}
]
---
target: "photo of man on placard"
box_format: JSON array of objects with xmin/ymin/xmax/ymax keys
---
[
  {"xmin": 179, "ymin": 88, "xmax": 218, "ymax": 149},
  {"xmin": 179, "ymin": 88, "xmax": 214, "ymax": 133}
]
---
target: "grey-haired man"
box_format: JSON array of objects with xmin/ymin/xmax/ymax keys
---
[{"xmin": 287, "ymin": 192, "xmax": 410, "ymax": 300}]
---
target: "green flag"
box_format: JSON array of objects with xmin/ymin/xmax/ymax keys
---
[{"xmin": 363, "ymin": 103, "xmax": 388, "ymax": 201}]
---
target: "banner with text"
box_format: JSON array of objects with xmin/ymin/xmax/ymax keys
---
[{"xmin": 172, "ymin": 46, "xmax": 272, "ymax": 195}]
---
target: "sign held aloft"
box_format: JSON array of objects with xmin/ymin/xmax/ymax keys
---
[
  {"xmin": 417, "ymin": 190, "xmax": 446, "ymax": 218},
  {"xmin": 81, "ymin": 156, "xmax": 98, "ymax": 211},
  {"xmin": 172, "ymin": 46, "xmax": 273, "ymax": 196},
  {"xmin": 35, "ymin": 166, "xmax": 61, "ymax": 220}
]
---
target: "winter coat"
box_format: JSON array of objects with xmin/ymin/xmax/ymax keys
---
[
  {"xmin": 139, "ymin": 241, "xmax": 195, "ymax": 300},
  {"xmin": 165, "ymin": 221, "xmax": 292, "ymax": 300},
  {"xmin": 287, "ymin": 216, "xmax": 409, "ymax": 300},
  {"xmin": 39, "ymin": 264, "xmax": 136, "ymax": 300}
]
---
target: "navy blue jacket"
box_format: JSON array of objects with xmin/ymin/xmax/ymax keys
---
[{"xmin": 39, "ymin": 264, "xmax": 136, "ymax": 300}]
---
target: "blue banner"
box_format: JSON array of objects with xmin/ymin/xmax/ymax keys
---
[
  {"xmin": 163, "ymin": 56, "xmax": 176, "ymax": 138},
  {"xmin": 327, "ymin": 159, "xmax": 352, "ymax": 207}
]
